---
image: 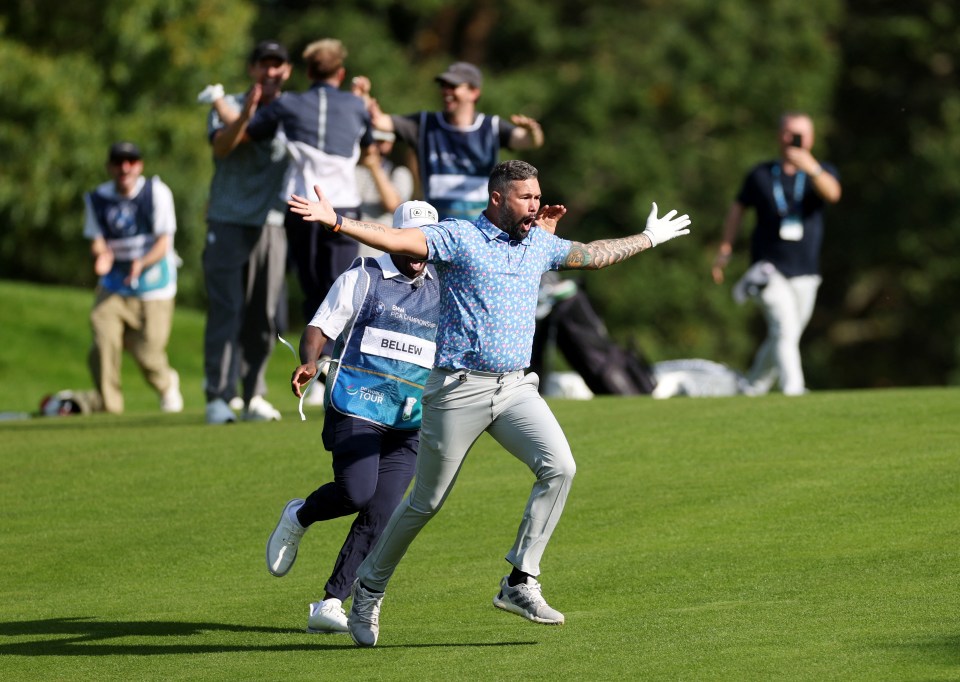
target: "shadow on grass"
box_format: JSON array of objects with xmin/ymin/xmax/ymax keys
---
[
  {"xmin": 0, "ymin": 416, "xmax": 204, "ymax": 433},
  {"xmin": 0, "ymin": 617, "xmax": 537, "ymax": 655},
  {"xmin": 891, "ymin": 633, "xmax": 960, "ymax": 667}
]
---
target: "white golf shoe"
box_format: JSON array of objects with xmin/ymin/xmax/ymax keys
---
[
  {"xmin": 306, "ymin": 598, "xmax": 349, "ymax": 633},
  {"xmin": 492, "ymin": 576, "xmax": 565, "ymax": 625},
  {"xmin": 160, "ymin": 369, "xmax": 184, "ymax": 413},
  {"xmin": 348, "ymin": 580, "xmax": 384, "ymax": 647},
  {"xmin": 243, "ymin": 395, "xmax": 281, "ymax": 421},
  {"xmin": 265, "ymin": 499, "xmax": 306, "ymax": 577},
  {"xmin": 205, "ymin": 398, "xmax": 236, "ymax": 424}
]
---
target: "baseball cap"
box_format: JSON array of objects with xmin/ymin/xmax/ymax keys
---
[
  {"xmin": 393, "ymin": 201, "xmax": 439, "ymax": 229},
  {"xmin": 435, "ymin": 61, "xmax": 482, "ymax": 89},
  {"xmin": 108, "ymin": 141, "xmax": 142, "ymax": 162},
  {"xmin": 250, "ymin": 40, "xmax": 289, "ymax": 64}
]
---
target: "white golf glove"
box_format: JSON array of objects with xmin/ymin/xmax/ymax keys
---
[
  {"xmin": 197, "ymin": 83, "xmax": 225, "ymax": 104},
  {"xmin": 642, "ymin": 202, "xmax": 692, "ymax": 247}
]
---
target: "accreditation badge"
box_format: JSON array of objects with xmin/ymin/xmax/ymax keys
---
[{"xmin": 779, "ymin": 215, "xmax": 804, "ymax": 242}]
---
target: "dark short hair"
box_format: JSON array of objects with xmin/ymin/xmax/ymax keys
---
[{"xmin": 488, "ymin": 160, "xmax": 538, "ymax": 197}]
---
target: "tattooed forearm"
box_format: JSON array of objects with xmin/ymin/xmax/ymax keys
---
[
  {"xmin": 348, "ymin": 219, "xmax": 388, "ymax": 234},
  {"xmin": 340, "ymin": 217, "xmax": 426, "ymax": 258},
  {"xmin": 562, "ymin": 233, "xmax": 653, "ymax": 270}
]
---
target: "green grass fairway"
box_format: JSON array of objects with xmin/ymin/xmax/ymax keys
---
[{"xmin": 1, "ymin": 281, "xmax": 959, "ymax": 680}]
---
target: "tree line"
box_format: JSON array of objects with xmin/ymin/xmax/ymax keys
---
[{"xmin": 1, "ymin": 0, "xmax": 957, "ymax": 387}]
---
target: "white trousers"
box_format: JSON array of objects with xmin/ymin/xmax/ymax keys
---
[
  {"xmin": 747, "ymin": 269, "xmax": 821, "ymax": 396},
  {"xmin": 356, "ymin": 368, "xmax": 576, "ymax": 591}
]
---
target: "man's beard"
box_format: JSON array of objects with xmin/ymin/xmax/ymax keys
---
[
  {"xmin": 497, "ymin": 207, "xmax": 533, "ymax": 241},
  {"xmin": 506, "ymin": 216, "xmax": 533, "ymax": 242}
]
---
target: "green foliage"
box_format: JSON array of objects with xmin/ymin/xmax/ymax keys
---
[
  {"xmin": 0, "ymin": 0, "xmax": 254, "ymax": 303},
  {"xmin": 0, "ymin": 40, "xmax": 110, "ymax": 284},
  {"xmin": 0, "ymin": 0, "xmax": 958, "ymax": 385},
  {"xmin": 824, "ymin": 0, "xmax": 960, "ymax": 386}
]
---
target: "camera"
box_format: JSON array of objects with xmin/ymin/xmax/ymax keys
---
[{"xmin": 790, "ymin": 133, "xmax": 803, "ymax": 148}]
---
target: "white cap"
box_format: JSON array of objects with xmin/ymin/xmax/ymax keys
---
[{"xmin": 393, "ymin": 201, "xmax": 439, "ymax": 229}]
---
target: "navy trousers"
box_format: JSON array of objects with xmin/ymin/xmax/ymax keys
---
[{"xmin": 298, "ymin": 409, "xmax": 418, "ymax": 601}]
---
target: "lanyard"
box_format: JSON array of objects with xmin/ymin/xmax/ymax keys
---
[{"xmin": 771, "ymin": 163, "xmax": 806, "ymax": 217}]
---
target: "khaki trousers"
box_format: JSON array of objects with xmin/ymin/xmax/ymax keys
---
[{"xmin": 88, "ymin": 289, "xmax": 175, "ymax": 414}]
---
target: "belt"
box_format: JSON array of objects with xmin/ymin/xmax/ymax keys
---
[{"xmin": 439, "ymin": 367, "xmax": 525, "ymax": 384}]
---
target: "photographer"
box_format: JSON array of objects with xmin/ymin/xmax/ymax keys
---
[{"xmin": 712, "ymin": 112, "xmax": 841, "ymax": 396}]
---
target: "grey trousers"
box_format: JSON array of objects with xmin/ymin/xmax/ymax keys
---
[
  {"xmin": 203, "ymin": 213, "xmax": 287, "ymax": 403},
  {"xmin": 357, "ymin": 368, "xmax": 576, "ymax": 592}
]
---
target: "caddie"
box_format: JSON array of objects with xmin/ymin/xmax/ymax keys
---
[{"xmin": 265, "ymin": 200, "xmax": 441, "ymax": 634}]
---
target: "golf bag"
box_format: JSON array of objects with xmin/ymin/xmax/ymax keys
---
[{"xmin": 531, "ymin": 281, "xmax": 656, "ymax": 396}]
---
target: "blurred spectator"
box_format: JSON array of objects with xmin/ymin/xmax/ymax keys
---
[
  {"xmin": 199, "ymin": 40, "xmax": 292, "ymax": 424},
  {"xmin": 51, "ymin": 142, "xmax": 183, "ymax": 415},
  {"xmin": 362, "ymin": 61, "xmax": 543, "ymax": 220},
  {"xmin": 219, "ymin": 38, "xmax": 374, "ymax": 358},
  {"xmin": 712, "ymin": 112, "xmax": 842, "ymax": 396}
]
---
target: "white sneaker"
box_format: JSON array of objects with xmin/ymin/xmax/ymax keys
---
[
  {"xmin": 266, "ymin": 499, "xmax": 306, "ymax": 577},
  {"xmin": 205, "ymin": 398, "xmax": 237, "ymax": 424},
  {"xmin": 160, "ymin": 370, "xmax": 184, "ymax": 413},
  {"xmin": 306, "ymin": 598, "xmax": 349, "ymax": 633},
  {"xmin": 348, "ymin": 580, "xmax": 383, "ymax": 647},
  {"xmin": 197, "ymin": 83, "xmax": 225, "ymax": 103},
  {"xmin": 492, "ymin": 576, "xmax": 565, "ymax": 625},
  {"xmin": 243, "ymin": 395, "xmax": 281, "ymax": 422}
]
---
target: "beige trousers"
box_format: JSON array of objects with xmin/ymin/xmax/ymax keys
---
[{"xmin": 88, "ymin": 288, "xmax": 175, "ymax": 414}]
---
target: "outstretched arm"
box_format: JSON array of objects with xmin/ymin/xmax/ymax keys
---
[
  {"xmin": 289, "ymin": 185, "xmax": 428, "ymax": 258},
  {"xmin": 559, "ymin": 203, "xmax": 691, "ymax": 270}
]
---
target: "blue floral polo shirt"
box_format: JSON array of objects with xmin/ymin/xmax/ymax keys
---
[{"xmin": 420, "ymin": 213, "xmax": 572, "ymax": 372}]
